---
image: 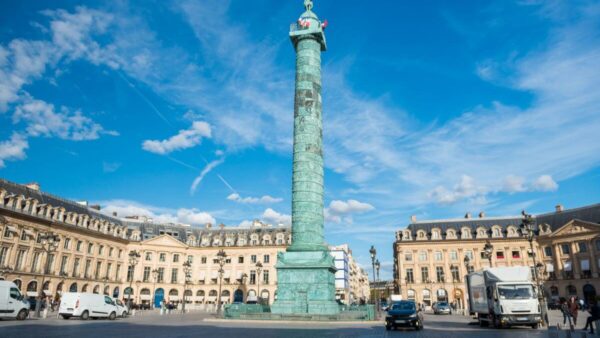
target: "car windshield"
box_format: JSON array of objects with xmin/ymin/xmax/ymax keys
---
[
  {"xmin": 437, "ymin": 302, "xmax": 448, "ymax": 307},
  {"xmin": 391, "ymin": 302, "xmax": 416, "ymax": 311},
  {"xmin": 498, "ymin": 284, "xmax": 534, "ymax": 299}
]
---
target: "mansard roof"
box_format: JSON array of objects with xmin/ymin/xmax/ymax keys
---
[{"xmin": 536, "ymin": 203, "xmax": 600, "ymax": 231}]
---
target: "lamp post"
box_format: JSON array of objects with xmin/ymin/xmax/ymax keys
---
[
  {"xmin": 255, "ymin": 261, "xmax": 263, "ymax": 304},
  {"xmin": 375, "ymin": 259, "xmax": 381, "ymax": 306},
  {"xmin": 151, "ymin": 268, "xmax": 159, "ymax": 308},
  {"xmin": 35, "ymin": 232, "xmax": 60, "ymax": 318},
  {"xmin": 215, "ymin": 249, "xmax": 227, "ymax": 316},
  {"xmin": 127, "ymin": 250, "xmax": 141, "ymax": 309},
  {"xmin": 369, "ymin": 245, "xmax": 379, "ymax": 315},
  {"xmin": 521, "ymin": 210, "xmax": 547, "ymax": 327},
  {"xmin": 182, "ymin": 260, "xmax": 191, "ymax": 313},
  {"xmin": 482, "ymin": 241, "xmax": 494, "ymax": 267}
]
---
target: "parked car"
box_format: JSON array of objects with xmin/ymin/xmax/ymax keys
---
[
  {"xmin": 0, "ymin": 281, "xmax": 30, "ymax": 320},
  {"xmin": 113, "ymin": 298, "xmax": 129, "ymax": 317},
  {"xmin": 385, "ymin": 300, "xmax": 424, "ymax": 331},
  {"xmin": 433, "ymin": 301, "xmax": 451, "ymax": 314},
  {"xmin": 59, "ymin": 293, "xmax": 119, "ymax": 320}
]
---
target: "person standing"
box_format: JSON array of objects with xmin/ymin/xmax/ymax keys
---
[
  {"xmin": 584, "ymin": 300, "xmax": 600, "ymax": 334},
  {"xmin": 561, "ymin": 299, "xmax": 572, "ymax": 327},
  {"xmin": 569, "ymin": 297, "xmax": 579, "ymax": 326}
]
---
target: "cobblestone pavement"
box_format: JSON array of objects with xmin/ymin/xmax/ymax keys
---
[{"xmin": 0, "ymin": 310, "xmax": 592, "ymax": 338}]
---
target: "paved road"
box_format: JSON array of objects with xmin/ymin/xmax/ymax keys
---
[{"xmin": 0, "ymin": 310, "xmax": 590, "ymax": 338}]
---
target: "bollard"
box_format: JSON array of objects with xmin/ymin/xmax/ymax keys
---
[
  {"xmin": 42, "ymin": 308, "xmax": 48, "ymax": 319},
  {"xmin": 132, "ymin": 309, "xmax": 136, "ymax": 317}
]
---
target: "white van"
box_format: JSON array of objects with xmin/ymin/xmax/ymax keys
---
[
  {"xmin": 0, "ymin": 281, "xmax": 29, "ymax": 320},
  {"xmin": 59, "ymin": 292, "xmax": 119, "ymax": 320},
  {"xmin": 112, "ymin": 298, "xmax": 129, "ymax": 317}
]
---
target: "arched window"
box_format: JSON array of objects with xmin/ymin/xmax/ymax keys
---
[
  {"xmin": 27, "ymin": 281, "xmax": 38, "ymax": 292},
  {"xmin": 93, "ymin": 285, "xmax": 100, "ymax": 294},
  {"xmin": 407, "ymin": 289, "xmax": 416, "ymax": 301},
  {"xmin": 169, "ymin": 289, "xmax": 179, "ymax": 296},
  {"xmin": 13, "ymin": 279, "xmax": 22, "ymax": 290},
  {"xmin": 461, "ymin": 228, "xmax": 471, "ymax": 239},
  {"xmin": 567, "ymin": 285, "xmax": 577, "ymax": 296},
  {"xmin": 69, "ymin": 283, "xmax": 77, "ymax": 293},
  {"xmin": 550, "ymin": 286, "xmax": 559, "ymax": 297},
  {"xmin": 196, "ymin": 290, "xmax": 205, "ymax": 297}
]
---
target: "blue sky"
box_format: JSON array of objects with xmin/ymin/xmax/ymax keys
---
[{"xmin": 1, "ymin": 0, "xmax": 600, "ymax": 278}]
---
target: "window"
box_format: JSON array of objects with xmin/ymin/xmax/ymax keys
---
[
  {"xmin": 157, "ymin": 268, "xmax": 164, "ymax": 283},
  {"xmin": 406, "ymin": 268, "xmax": 414, "ymax": 283},
  {"xmin": 201, "ymin": 256, "xmax": 207, "ymax": 264},
  {"xmin": 20, "ymin": 230, "xmax": 27, "ymax": 241},
  {"xmin": 99, "ymin": 245, "xmax": 104, "ymax": 255},
  {"xmin": 480, "ymin": 252, "xmax": 487, "ymax": 259},
  {"xmin": 171, "ymin": 268, "xmax": 178, "ymax": 283},
  {"xmin": 238, "ymin": 256, "xmax": 244, "ymax": 264},
  {"xmin": 544, "ymin": 247, "xmax": 553, "ymax": 257},
  {"xmin": 3, "ymin": 226, "xmax": 12, "ymax": 238},
  {"xmin": 579, "ymin": 242, "xmax": 587, "ymax": 253},
  {"xmin": 419, "ymin": 251, "xmax": 427, "ymax": 262},
  {"xmin": 512, "ymin": 251, "xmax": 521, "ymax": 259},
  {"xmin": 15, "ymin": 249, "xmax": 26, "ymax": 271},
  {"xmin": 449, "ymin": 251, "xmax": 458, "ymax": 261},
  {"xmin": 467, "ymin": 265, "xmax": 474, "ymax": 274},
  {"xmin": 493, "ymin": 228, "xmax": 501, "ymax": 237},
  {"xmin": 46, "ymin": 254, "xmax": 55, "ymax": 274},
  {"xmin": 76, "ymin": 241, "xmax": 82, "ymax": 252},
  {"xmin": 596, "ymin": 240, "xmax": 600, "ymax": 251},
  {"xmin": 73, "ymin": 258, "xmax": 80, "ymax": 277},
  {"xmin": 421, "ymin": 267, "xmax": 429, "ymax": 283},
  {"xmin": 561, "ymin": 244, "xmax": 571, "ymax": 254},
  {"xmin": 118, "ymin": 250, "xmax": 123, "ymax": 258},
  {"xmin": 436, "ymin": 267, "xmax": 444, "ymax": 282},
  {"xmin": 187, "ymin": 255, "xmax": 193, "ymax": 263},
  {"xmin": 434, "ymin": 251, "xmax": 443, "ymax": 261},
  {"xmin": 109, "ymin": 247, "xmax": 114, "ymax": 257},
  {"xmin": 59, "ymin": 256, "xmax": 69, "ymax": 274},
  {"xmin": 63, "ymin": 238, "xmax": 71, "ymax": 250},
  {"xmin": 84, "ymin": 259, "xmax": 91, "ymax": 278},
  {"xmin": 250, "ymin": 270, "xmax": 256, "ymax": 284},
  {"xmin": 465, "ymin": 250, "xmax": 473, "ymax": 260},
  {"xmin": 496, "ymin": 251, "xmax": 505, "ymax": 259},
  {"xmin": 95, "ymin": 261, "xmax": 102, "ymax": 279},
  {"xmin": 145, "ymin": 252, "xmax": 152, "ymax": 261},
  {"xmin": 263, "ymin": 270, "xmax": 269, "ymax": 284},
  {"xmin": 264, "ymin": 255, "xmax": 270, "ymax": 263},
  {"xmin": 127, "ymin": 265, "xmax": 134, "ymax": 282},
  {"xmin": 9, "ymin": 287, "xmax": 21, "ymax": 300},
  {"xmin": 115, "ymin": 264, "xmax": 121, "ymax": 280},
  {"xmin": 159, "ymin": 253, "xmax": 166, "ymax": 262},
  {"xmin": 142, "ymin": 266, "xmax": 150, "ymax": 283},
  {"xmin": 0, "ymin": 247, "xmax": 9, "ymax": 266},
  {"xmin": 87, "ymin": 243, "xmax": 94, "ymax": 255},
  {"xmin": 30, "ymin": 251, "xmax": 40, "ymax": 273},
  {"xmin": 106, "ymin": 263, "xmax": 112, "ymax": 279},
  {"xmin": 451, "ymin": 266, "xmax": 460, "ymax": 282},
  {"xmin": 405, "ymin": 252, "xmax": 413, "ymax": 262},
  {"xmin": 251, "ymin": 255, "xmax": 257, "ymax": 263},
  {"xmin": 104, "ymin": 296, "xmax": 113, "ymax": 305},
  {"xmin": 173, "ymin": 254, "xmax": 180, "ymax": 263}
]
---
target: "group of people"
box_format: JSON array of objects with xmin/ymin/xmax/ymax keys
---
[{"xmin": 561, "ymin": 296, "xmax": 600, "ymax": 334}]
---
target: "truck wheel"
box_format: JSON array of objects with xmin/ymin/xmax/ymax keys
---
[
  {"xmin": 81, "ymin": 310, "xmax": 89, "ymax": 320},
  {"xmin": 109, "ymin": 312, "xmax": 116, "ymax": 320},
  {"xmin": 16, "ymin": 309, "xmax": 28, "ymax": 321}
]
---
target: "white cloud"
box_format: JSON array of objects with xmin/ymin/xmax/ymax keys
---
[
  {"xmin": 0, "ymin": 133, "xmax": 28, "ymax": 168},
  {"xmin": 502, "ymin": 175, "xmax": 527, "ymax": 193},
  {"xmin": 190, "ymin": 157, "xmax": 224, "ymax": 195},
  {"xmin": 99, "ymin": 199, "xmax": 215, "ymax": 226},
  {"xmin": 227, "ymin": 193, "xmax": 283, "ymax": 204},
  {"xmin": 102, "ymin": 161, "xmax": 121, "ymax": 173},
  {"xmin": 532, "ymin": 174, "xmax": 558, "ymax": 192},
  {"xmin": 324, "ymin": 199, "xmax": 375, "ymax": 223},
  {"xmin": 262, "ymin": 208, "xmax": 291, "ymax": 226},
  {"xmin": 13, "ymin": 97, "xmax": 108, "ymax": 140},
  {"xmin": 428, "ymin": 175, "xmax": 487, "ymax": 205},
  {"xmin": 142, "ymin": 121, "xmax": 212, "ymax": 155}
]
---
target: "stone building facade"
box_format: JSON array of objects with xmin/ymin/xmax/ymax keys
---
[{"xmin": 393, "ymin": 204, "xmax": 600, "ymax": 309}]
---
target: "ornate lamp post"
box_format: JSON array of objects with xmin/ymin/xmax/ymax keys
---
[
  {"xmin": 35, "ymin": 232, "xmax": 60, "ymax": 318},
  {"xmin": 255, "ymin": 261, "xmax": 263, "ymax": 304},
  {"xmin": 182, "ymin": 260, "xmax": 192, "ymax": 313},
  {"xmin": 521, "ymin": 210, "xmax": 547, "ymax": 327},
  {"xmin": 151, "ymin": 268, "xmax": 159, "ymax": 308},
  {"xmin": 127, "ymin": 250, "xmax": 141, "ymax": 308},
  {"xmin": 482, "ymin": 241, "xmax": 494, "ymax": 267},
  {"xmin": 215, "ymin": 249, "xmax": 227, "ymax": 316},
  {"xmin": 375, "ymin": 259, "xmax": 381, "ymax": 307},
  {"xmin": 369, "ymin": 245, "xmax": 379, "ymax": 314}
]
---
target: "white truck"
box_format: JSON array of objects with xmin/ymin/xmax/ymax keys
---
[
  {"xmin": 0, "ymin": 281, "xmax": 30, "ymax": 320},
  {"xmin": 466, "ymin": 266, "xmax": 542, "ymax": 329}
]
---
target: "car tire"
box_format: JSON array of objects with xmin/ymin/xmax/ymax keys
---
[
  {"xmin": 16, "ymin": 309, "xmax": 28, "ymax": 321},
  {"xmin": 531, "ymin": 324, "xmax": 539, "ymax": 329},
  {"xmin": 415, "ymin": 321, "xmax": 421, "ymax": 331},
  {"xmin": 81, "ymin": 310, "xmax": 89, "ymax": 320},
  {"xmin": 109, "ymin": 312, "xmax": 116, "ymax": 320},
  {"xmin": 385, "ymin": 324, "xmax": 391, "ymax": 331},
  {"xmin": 61, "ymin": 314, "xmax": 71, "ymax": 320},
  {"xmin": 122, "ymin": 311, "xmax": 128, "ymax": 318}
]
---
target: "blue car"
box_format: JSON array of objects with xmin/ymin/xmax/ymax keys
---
[{"xmin": 385, "ymin": 301, "xmax": 424, "ymax": 331}]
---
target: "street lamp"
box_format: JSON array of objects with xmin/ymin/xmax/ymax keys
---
[
  {"xmin": 182, "ymin": 260, "xmax": 192, "ymax": 313},
  {"xmin": 215, "ymin": 249, "xmax": 227, "ymax": 316},
  {"xmin": 35, "ymin": 232, "xmax": 60, "ymax": 318},
  {"xmin": 521, "ymin": 210, "xmax": 547, "ymax": 327},
  {"xmin": 369, "ymin": 245, "xmax": 379, "ymax": 314},
  {"xmin": 255, "ymin": 261, "xmax": 263, "ymax": 304},
  {"xmin": 482, "ymin": 241, "xmax": 494, "ymax": 267},
  {"xmin": 127, "ymin": 250, "xmax": 141, "ymax": 309},
  {"xmin": 151, "ymin": 268, "xmax": 159, "ymax": 308}
]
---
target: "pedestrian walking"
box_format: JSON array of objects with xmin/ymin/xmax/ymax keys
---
[
  {"xmin": 561, "ymin": 299, "xmax": 573, "ymax": 327},
  {"xmin": 569, "ymin": 297, "xmax": 579, "ymax": 326},
  {"xmin": 583, "ymin": 300, "xmax": 600, "ymax": 334}
]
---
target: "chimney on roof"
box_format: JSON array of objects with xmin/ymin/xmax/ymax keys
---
[
  {"xmin": 25, "ymin": 182, "xmax": 40, "ymax": 191},
  {"xmin": 410, "ymin": 215, "xmax": 417, "ymax": 223},
  {"xmin": 479, "ymin": 211, "xmax": 485, "ymax": 218},
  {"xmin": 556, "ymin": 204, "xmax": 564, "ymax": 213},
  {"xmin": 465, "ymin": 212, "xmax": 472, "ymax": 219},
  {"xmin": 112, "ymin": 212, "xmax": 118, "ymax": 217},
  {"xmin": 89, "ymin": 204, "xmax": 101, "ymax": 211},
  {"xmin": 205, "ymin": 223, "xmax": 212, "ymax": 229}
]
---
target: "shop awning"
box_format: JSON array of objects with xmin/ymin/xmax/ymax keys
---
[
  {"xmin": 207, "ymin": 296, "xmax": 217, "ymax": 302},
  {"xmin": 195, "ymin": 296, "xmax": 204, "ymax": 301},
  {"xmin": 169, "ymin": 295, "xmax": 179, "ymax": 300},
  {"xmin": 27, "ymin": 291, "xmax": 38, "ymax": 297},
  {"xmin": 220, "ymin": 296, "xmax": 229, "ymax": 302},
  {"xmin": 140, "ymin": 294, "xmax": 152, "ymax": 300}
]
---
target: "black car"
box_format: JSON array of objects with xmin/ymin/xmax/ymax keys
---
[{"xmin": 385, "ymin": 301, "xmax": 424, "ymax": 331}]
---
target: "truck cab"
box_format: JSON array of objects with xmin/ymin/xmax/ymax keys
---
[{"xmin": 0, "ymin": 281, "xmax": 30, "ymax": 320}]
